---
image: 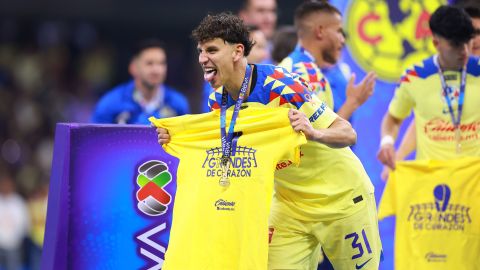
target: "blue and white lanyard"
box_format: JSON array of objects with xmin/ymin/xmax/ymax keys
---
[
  {"xmin": 220, "ymin": 64, "xmax": 252, "ymax": 162},
  {"xmin": 434, "ymin": 55, "xmax": 466, "ymax": 131}
]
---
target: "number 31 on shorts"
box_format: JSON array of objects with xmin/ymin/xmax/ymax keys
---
[{"xmin": 344, "ymin": 229, "xmax": 372, "ymax": 260}]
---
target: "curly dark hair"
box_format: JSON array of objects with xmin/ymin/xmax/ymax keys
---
[
  {"xmin": 430, "ymin": 5, "xmax": 474, "ymax": 46},
  {"xmin": 191, "ymin": 12, "xmax": 254, "ymax": 56}
]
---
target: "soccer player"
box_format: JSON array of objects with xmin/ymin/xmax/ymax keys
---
[
  {"xmin": 466, "ymin": 5, "xmax": 480, "ymax": 56},
  {"xmin": 158, "ymin": 12, "xmax": 382, "ymax": 270},
  {"xmin": 377, "ymin": 5, "xmax": 480, "ymax": 170},
  {"xmin": 201, "ymin": 24, "xmax": 270, "ymax": 112},
  {"xmin": 379, "ymin": 5, "xmax": 480, "ymax": 180},
  {"xmin": 238, "ymin": 0, "xmax": 277, "ymax": 40},
  {"xmin": 280, "ymin": 1, "xmax": 376, "ymax": 120},
  {"xmin": 91, "ymin": 39, "xmax": 189, "ymax": 124}
]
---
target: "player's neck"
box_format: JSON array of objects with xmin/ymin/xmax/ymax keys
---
[
  {"xmin": 300, "ymin": 40, "xmax": 325, "ymax": 68},
  {"xmin": 224, "ymin": 60, "xmax": 251, "ymax": 100},
  {"xmin": 135, "ymin": 81, "xmax": 160, "ymax": 102},
  {"xmin": 437, "ymin": 54, "xmax": 464, "ymax": 71}
]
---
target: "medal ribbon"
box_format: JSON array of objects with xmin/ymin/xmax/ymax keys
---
[
  {"xmin": 220, "ymin": 64, "xmax": 252, "ymax": 163},
  {"xmin": 434, "ymin": 55, "xmax": 466, "ymax": 132}
]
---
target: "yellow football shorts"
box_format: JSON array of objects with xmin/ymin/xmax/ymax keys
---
[{"xmin": 268, "ymin": 193, "xmax": 383, "ymax": 270}]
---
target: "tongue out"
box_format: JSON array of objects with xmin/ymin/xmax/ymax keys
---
[{"xmin": 204, "ymin": 70, "xmax": 216, "ymax": 82}]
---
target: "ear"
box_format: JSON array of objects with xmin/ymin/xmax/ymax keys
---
[
  {"xmin": 232, "ymin": 43, "xmax": 245, "ymax": 62},
  {"xmin": 432, "ymin": 35, "xmax": 440, "ymax": 50},
  {"xmin": 314, "ymin": 24, "xmax": 324, "ymax": 40},
  {"xmin": 128, "ymin": 59, "xmax": 137, "ymax": 77}
]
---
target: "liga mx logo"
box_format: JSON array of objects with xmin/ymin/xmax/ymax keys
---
[
  {"xmin": 434, "ymin": 184, "xmax": 451, "ymax": 212},
  {"xmin": 135, "ymin": 160, "xmax": 172, "ymax": 216}
]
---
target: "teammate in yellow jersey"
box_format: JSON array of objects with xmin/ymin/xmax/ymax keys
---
[
  {"xmin": 380, "ymin": 5, "xmax": 480, "ymax": 180},
  {"xmin": 279, "ymin": 1, "xmax": 376, "ymax": 120},
  {"xmin": 157, "ymin": 12, "xmax": 382, "ymax": 270},
  {"xmin": 378, "ymin": 5, "xmax": 480, "ymax": 169}
]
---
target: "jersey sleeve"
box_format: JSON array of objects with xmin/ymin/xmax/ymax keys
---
[
  {"xmin": 275, "ymin": 68, "xmax": 337, "ymax": 129},
  {"xmin": 388, "ymin": 74, "xmax": 415, "ymax": 120},
  {"xmin": 278, "ymin": 57, "xmax": 293, "ymax": 72}
]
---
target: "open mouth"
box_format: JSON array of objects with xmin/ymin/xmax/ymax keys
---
[{"xmin": 204, "ymin": 67, "xmax": 217, "ymax": 82}]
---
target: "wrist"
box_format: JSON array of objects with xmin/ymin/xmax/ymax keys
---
[
  {"xmin": 344, "ymin": 98, "xmax": 360, "ymax": 110},
  {"xmin": 380, "ymin": 135, "xmax": 395, "ymax": 147}
]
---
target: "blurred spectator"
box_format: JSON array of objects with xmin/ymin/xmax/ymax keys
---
[
  {"xmin": 0, "ymin": 169, "xmax": 30, "ymax": 270},
  {"xmin": 271, "ymin": 25, "xmax": 297, "ymax": 64},
  {"xmin": 91, "ymin": 39, "xmax": 190, "ymax": 124},
  {"xmin": 246, "ymin": 25, "xmax": 269, "ymax": 64},
  {"xmin": 465, "ymin": 6, "xmax": 480, "ymax": 56},
  {"xmin": 238, "ymin": 0, "xmax": 277, "ymax": 40},
  {"xmin": 26, "ymin": 180, "xmax": 48, "ymax": 270}
]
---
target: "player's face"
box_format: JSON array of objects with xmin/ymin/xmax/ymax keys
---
[
  {"xmin": 247, "ymin": 30, "xmax": 269, "ymax": 64},
  {"xmin": 469, "ymin": 18, "xmax": 480, "ymax": 57},
  {"xmin": 322, "ymin": 13, "xmax": 345, "ymax": 65},
  {"xmin": 240, "ymin": 0, "xmax": 277, "ymax": 39},
  {"xmin": 132, "ymin": 48, "xmax": 167, "ymax": 90},
  {"xmin": 198, "ymin": 38, "xmax": 238, "ymax": 89},
  {"xmin": 434, "ymin": 36, "xmax": 469, "ymax": 69}
]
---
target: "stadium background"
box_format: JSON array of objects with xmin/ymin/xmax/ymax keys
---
[{"xmin": 0, "ymin": 0, "xmax": 477, "ymax": 269}]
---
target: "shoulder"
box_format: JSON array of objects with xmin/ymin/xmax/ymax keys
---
[
  {"xmin": 466, "ymin": 56, "xmax": 480, "ymax": 76},
  {"xmin": 257, "ymin": 64, "xmax": 315, "ymax": 109},
  {"xmin": 398, "ymin": 56, "xmax": 437, "ymax": 85},
  {"xmin": 164, "ymin": 85, "xmax": 188, "ymax": 102},
  {"xmin": 99, "ymin": 81, "xmax": 134, "ymax": 103}
]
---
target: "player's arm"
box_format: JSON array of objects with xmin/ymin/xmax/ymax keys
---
[
  {"xmin": 380, "ymin": 120, "xmax": 416, "ymax": 181},
  {"xmin": 336, "ymin": 71, "xmax": 376, "ymax": 119},
  {"xmin": 396, "ymin": 120, "xmax": 416, "ymax": 160},
  {"xmin": 289, "ymin": 109, "xmax": 356, "ymax": 148},
  {"xmin": 377, "ymin": 112, "xmax": 403, "ymax": 169}
]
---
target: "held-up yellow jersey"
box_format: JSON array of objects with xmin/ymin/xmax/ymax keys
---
[
  {"xmin": 389, "ymin": 55, "xmax": 480, "ymax": 160},
  {"xmin": 150, "ymin": 107, "xmax": 306, "ymax": 270},
  {"xmin": 379, "ymin": 158, "xmax": 480, "ymax": 270},
  {"xmin": 209, "ymin": 64, "xmax": 374, "ymax": 222},
  {"xmin": 279, "ymin": 45, "xmax": 334, "ymax": 109}
]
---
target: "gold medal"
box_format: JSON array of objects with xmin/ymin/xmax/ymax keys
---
[{"xmin": 219, "ymin": 156, "xmax": 230, "ymax": 187}]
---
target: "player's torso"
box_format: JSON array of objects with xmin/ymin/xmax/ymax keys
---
[
  {"xmin": 279, "ymin": 49, "xmax": 334, "ymax": 109},
  {"xmin": 408, "ymin": 65, "xmax": 480, "ymax": 160},
  {"xmin": 215, "ymin": 65, "xmax": 374, "ymax": 221}
]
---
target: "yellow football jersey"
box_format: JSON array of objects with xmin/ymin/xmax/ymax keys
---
[
  {"xmin": 279, "ymin": 46, "xmax": 335, "ymax": 109},
  {"xmin": 150, "ymin": 107, "xmax": 307, "ymax": 270},
  {"xmin": 389, "ymin": 55, "xmax": 480, "ymax": 160},
  {"xmin": 209, "ymin": 64, "xmax": 374, "ymax": 222},
  {"xmin": 379, "ymin": 158, "xmax": 480, "ymax": 270}
]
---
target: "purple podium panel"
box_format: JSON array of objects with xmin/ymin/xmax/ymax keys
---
[{"xmin": 42, "ymin": 124, "xmax": 178, "ymax": 270}]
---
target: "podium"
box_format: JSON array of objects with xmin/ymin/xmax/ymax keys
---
[{"xmin": 42, "ymin": 124, "xmax": 178, "ymax": 269}]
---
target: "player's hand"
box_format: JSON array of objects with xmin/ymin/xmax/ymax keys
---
[
  {"xmin": 377, "ymin": 143, "xmax": 396, "ymax": 170},
  {"xmin": 156, "ymin": 127, "xmax": 170, "ymax": 145},
  {"xmin": 345, "ymin": 71, "xmax": 376, "ymax": 107},
  {"xmin": 380, "ymin": 166, "xmax": 391, "ymax": 182},
  {"xmin": 288, "ymin": 109, "xmax": 316, "ymax": 140}
]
